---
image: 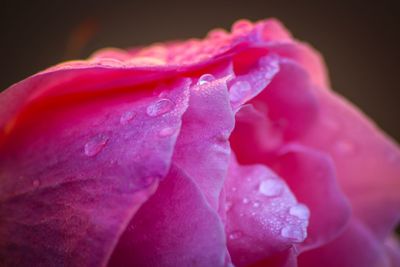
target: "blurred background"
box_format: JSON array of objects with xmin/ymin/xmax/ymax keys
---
[{"xmin": 1, "ymin": 0, "xmax": 399, "ymax": 141}]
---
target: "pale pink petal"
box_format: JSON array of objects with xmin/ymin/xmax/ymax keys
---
[
  {"xmin": 107, "ymin": 165, "xmax": 228, "ymax": 267},
  {"xmin": 298, "ymin": 218, "xmax": 390, "ymax": 267},
  {"xmin": 299, "ymin": 88, "xmax": 400, "ymax": 240},
  {"xmin": 0, "ymin": 77, "xmax": 190, "ymax": 265},
  {"xmin": 224, "ymin": 155, "xmax": 309, "ymax": 266},
  {"xmin": 270, "ymin": 144, "xmax": 351, "ymax": 251}
]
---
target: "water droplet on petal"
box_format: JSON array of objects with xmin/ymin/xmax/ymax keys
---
[
  {"xmin": 120, "ymin": 111, "xmax": 136, "ymax": 125},
  {"xmin": 229, "ymin": 231, "xmax": 243, "ymax": 240},
  {"xmin": 84, "ymin": 135, "xmax": 109, "ymax": 156},
  {"xmin": 231, "ymin": 187, "xmax": 237, "ymax": 192},
  {"xmin": 280, "ymin": 225, "xmax": 306, "ymax": 242},
  {"xmin": 289, "ymin": 204, "xmax": 310, "ymax": 220},
  {"xmin": 229, "ymin": 80, "xmax": 252, "ymax": 103},
  {"xmin": 259, "ymin": 179, "xmax": 284, "ymax": 197},
  {"xmin": 32, "ymin": 179, "xmax": 40, "ymax": 188},
  {"xmin": 334, "ymin": 140, "xmax": 355, "ymax": 155},
  {"xmin": 253, "ymin": 201, "xmax": 261, "ymax": 208},
  {"xmin": 197, "ymin": 74, "xmax": 215, "ymax": 85},
  {"xmin": 146, "ymin": 99, "xmax": 174, "ymax": 117},
  {"xmin": 242, "ymin": 197, "xmax": 250, "ymax": 204},
  {"xmin": 232, "ymin": 20, "xmax": 252, "ymax": 33},
  {"xmin": 158, "ymin": 127, "xmax": 177, "ymax": 137}
]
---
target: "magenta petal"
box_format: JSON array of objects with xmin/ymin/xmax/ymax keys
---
[
  {"xmin": 270, "ymin": 144, "xmax": 351, "ymax": 251},
  {"xmin": 107, "ymin": 165, "xmax": 228, "ymax": 267},
  {"xmin": 224, "ymin": 155, "xmax": 309, "ymax": 266},
  {"xmin": 0, "ymin": 77, "xmax": 190, "ymax": 265},
  {"xmin": 299, "ymin": 88, "xmax": 400, "ymax": 240},
  {"xmin": 173, "ymin": 75, "xmax": 235, "ymax": 210},
  {"xmin": 298, "ymin": 218, "xmax": 390, "ymax": 267},
  {"xmin": 385, "ymin": 236, "xmax": 400, "ymax": 267}
]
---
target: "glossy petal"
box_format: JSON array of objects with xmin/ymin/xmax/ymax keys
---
[
  {"xmin": 224, "ymin": 155, "xmax": 309, "ymax": 267},
  {"xmin": 107, "ymin": 165, "xmax": 228, "ymax": 267},
  {"xmin": 299, "ymin": 88, "xmax": 400, "ymax": 240},
  {"xmin": 270, "ymin": 144, "xmax": 351, "ymax": 251},
  {"xmin": 0, "ymin": 77, "xmax": 190, "ymax": 266},
  {"xmin": 298, "ymin": 218, "xmax": 390, "ymax": 267}
]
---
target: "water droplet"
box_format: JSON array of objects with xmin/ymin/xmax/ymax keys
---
[
  {"xmin": 197, "ymin": 74, "xmax": 215, "ymax": 85},
  {"xmin": 232, "ymin": 20, "xmax": 252, "ymax": 33},
  {"xmin": 32, "ymin": 179, "xmax": 40, "ymax": 187},
  {"xmin": 289, "ymin": 204, "xmax": 310, "ymax": 220},
  {"xmin": 229, "ymin": 231, "xmax": 243, "ymax": 240},
  {"xmin": 259, "ymin": 179, "xmax": 284, "ymax": 197},
  {"xmin": 334, "ymin": 140, "xmax": 355, "ymax": 155},
  {"xmin": 229, "ymin": 80, "xmax": 252, "ymax": 103},
  {"xmin": 120, "ymin": 111, "xmax": 136, "ymax": 125},
  {"xmin": 242, "ymin": 197, "xmax": 250, "ymax": 204},
  {"xmin": 84, "ymin": 135, "xmax": 109, "ymax": 156},
  {"xmin": 231, "ymin": 187, "xmax": 237, "ymax": 192},
  {"xmin": 146, "ymin": 99, "xmax": 174, "ymax": 117},
  {"xmin": 253, "ymin": 201, "xmax": 261, "ymax": 208},
  {"xmin": 158, "ymin": 127, "xmax": 177, "ymax": 137},
  {"xmin": 280, "ymin": 225, "xmax": 306, "ymax": 242}
]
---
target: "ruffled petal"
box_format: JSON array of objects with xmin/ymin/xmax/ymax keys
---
[
  {"xmin": 107, "ymin": 165, "xmax": 228, "ymax": 267},
  {"xmin": 224, "ymin": 155, "xmax": 309, "ymax": 267},
  {"xmin": 270, "ymin": 144, "xmax": 351, "ymax": 251},
  {"xmin": 298, "ymin": 218, "xmax": 390, "ymax": 267},
  {"xmin": 0, "ymin": 77, "xmax": 190, "ymax": 266},
  {"xmin": 299, "ymin": 88, "xmax": 400, "ymax": 240}
]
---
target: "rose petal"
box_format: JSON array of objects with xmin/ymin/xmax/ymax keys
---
[
  {"xmin": 107, "ymin": 165, "xmax": 228, "ymax": 267},
  {"xmin": 224, "ymin": 155, "xmax": 309, "ymax": 266},
  {"xmin": 231, "ymin": 59, "xmax": 318, "ymax": 164},
  {"xmin": 298, "ymin": 218, "xmax": 390, "ymax": 267},
  {"xmin": 0, "ymin": 78, "xmax": 190, "ymax": 266},
  {"xmin": 270, "ymin": 144, "xmax": 351, "ymax": 251},
  {"xmin": 299, "ymin": 88, "xmax": 400, "ymax": 240},
  {"xmin": 385, "ymin": 236, "xmax": 400, "ymax": 267},
  {"xmin": 172, "ymin": 74, "xmax": 235, "ymax": 210}
]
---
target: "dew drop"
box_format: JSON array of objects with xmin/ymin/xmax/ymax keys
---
[
  {"xmin": 158, "ymin": 127, "xmax": 177, "ymax": 137},
  {"xmin": 259, "ymin": 179, "xmax": 284, "ymax": 197},
  {"xmin": 231, "ymin": 187, "xmax": 237, "ymax": 192},
  {"xmin": 229, "ymin": 80, "xmax": 252, "ymax": 103},
  {"xmin": 253, "ymin": 201, "xmax": 261, "ymax": 208},
  {"xmin": 197, "ymin": 74, "xmax": 215, "ymax": 85},
  {"xmin": 289, "ymin": 204, "xmax": 310, "ymax": 220},
  {"xmin": 242, "ymin": 197, "xmax": 250, "ymax": 204},
  {"xmin": 84, "ymin": 135, "xmax": 109, "ymax": 156},
  {"xmin": 229, "ymin": 231, "xmax": 243, "ymax": 240},
  {"xmin": 232, "ymin": 20, "xmax": 252, "ymax": 33},
  {"xmin": 334, "ymin": 140, "xmax": 355, "ymax": 155},
  {"xmin": 32, "ymin": 179, "xmax": 40, "ymax": 188},
  {"xmin": 280, "ymin": 225, "xmax": 306, "ymax": 242},
  {"xmin": 120, "ymin": 111, "xmax": 136, "ymax": 125},
  {"xmin": 146, "ymin": 99, "xmax": 174, "ymax": 117}
]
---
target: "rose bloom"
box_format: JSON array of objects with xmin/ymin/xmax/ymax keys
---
[{"xmin": 0, "ymin": 18, "xmax": 399, "ymax": 267}]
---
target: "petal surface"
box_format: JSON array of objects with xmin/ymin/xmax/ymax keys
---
[
  {"xmin": 107, "ymin": 165, "xmax": 228, "ymax": 267},
  {"xmin": 0, "ymin": 78, "xmax": 190, "ymax": 266}
]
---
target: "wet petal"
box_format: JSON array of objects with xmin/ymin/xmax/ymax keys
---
[
  {"xmin": 224, "ymin": 155, "xmax": 309, "ymax": 266},
  {"xmin": 0, "ymin": 79, "xmax": 190, "ymax": 266},
  {"xmin": 107, "ymin": 165, "xmax": 228, "ymax": 267},
  {"xmin": 173, "ymin": 75, "xmax": 235, "ymax": 210},
  {"xmin": 270, "ymin": 144, "xmax": 351, "ymax": 251}
]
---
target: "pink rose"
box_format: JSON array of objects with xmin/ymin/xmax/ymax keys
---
[{"xmin": 0, "ymin": 18, "xmax": 399, "ymax": 267}]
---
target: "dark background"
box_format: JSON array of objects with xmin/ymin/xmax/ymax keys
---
[{"xmin": 1, "ymin": 0, "xmax": 399, "ymax": 141}]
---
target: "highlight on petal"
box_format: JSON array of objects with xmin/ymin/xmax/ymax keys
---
[
  {"xmin": 0, "ymin": 78, "xmax": 190, "ymax": 266},
  {"xmin": 223, "ymin": 155, "xmax": 309, "ymax": 267},
  {"xmin": 107, "ymin": 165, "xmax": 228, "ymax": 267},
  {"xmin": 270, "ymin": 144, "xmax": 351, "ymax": 251}
]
